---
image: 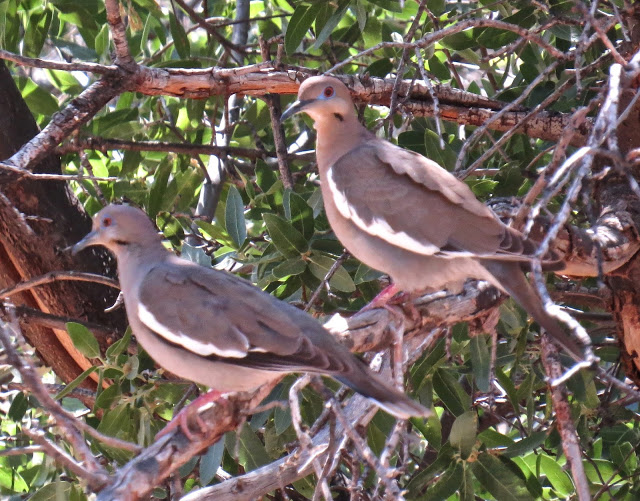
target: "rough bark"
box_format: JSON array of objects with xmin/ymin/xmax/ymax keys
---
[{"xmin": 0, "ymin": 61, "xmax": 126, "ymax": 389}]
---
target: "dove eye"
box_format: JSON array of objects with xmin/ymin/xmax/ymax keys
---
[
  {"xmin": 323, "ymin": 86, "xmax": 334, "ymax": 98},
  {"xmin": 102, "ymin": 217, "xmax": 112, "ymax": 227}
]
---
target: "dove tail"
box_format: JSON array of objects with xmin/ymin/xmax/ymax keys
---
[
  {"xmin": 335, "ymin": 368, "xmax": 432, "ymax": 420},
  {"xmin": 482, "ymin": 260, "xmax": 587, "ymax": 361}
]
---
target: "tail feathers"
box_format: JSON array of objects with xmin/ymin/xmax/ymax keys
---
[
  {"xmin": 483, "ymin": 260, "xmax": 587, "ymax": 361},
  {"xmin": 335, "ymin": 369, "xmax": 432, "ymax": 420}
]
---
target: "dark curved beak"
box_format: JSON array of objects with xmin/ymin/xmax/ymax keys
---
[
  {"xmin": 72, "ymin": 230, "xmax": 100, "ymax": 255},
  {"xmin": 280, "ymin": 99, "xmax": 314, "ymax": 122}
]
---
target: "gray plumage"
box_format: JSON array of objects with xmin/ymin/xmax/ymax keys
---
[
  {"xmin": 73, "ymin": 204, "xmax": 431, "ymax": 420},
  {"xmin": 282, "ymin": 75, "xmax": 589, "ymax": 361}
]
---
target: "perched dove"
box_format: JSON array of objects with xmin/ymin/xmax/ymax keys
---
[
  {"xmin": 281, "ymin": 75, "xmax": 590, "ymax": 361},
  {"xmin": 73, "ymin": 204, "xmax": 431, "ymax": 436}
]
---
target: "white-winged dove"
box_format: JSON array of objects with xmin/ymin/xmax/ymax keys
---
[
  {"xmin": 281, "ymin": 75, "xmax": 590, "ymax": 361},
  {"xmin": 73, "ymin": 204, "xmax": 431, "ymax": 436}
]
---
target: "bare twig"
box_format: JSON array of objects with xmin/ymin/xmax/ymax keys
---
[
  {"xmin": 0, "ymin": 271, "xmax": 119, "ymax": 299},
  {"xmin": 540, "ymin": 336, "xmax": 590, "ymax": 501},
  {"xmin": 104, "ymin": 0, "xmax": 135, "ymax": 69},
  {"xmin": 0, "ymin": 316, "xmax": 108, "ymax": 489}
]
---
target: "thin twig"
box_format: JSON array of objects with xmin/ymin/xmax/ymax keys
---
[{"xmin": 0, "ymin": 271, "xmax": 120, "ymax": 299}]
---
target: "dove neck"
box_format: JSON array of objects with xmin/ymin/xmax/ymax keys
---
[
  {"xmin": 314, "ymin": 114, "xmax": 370, "ymax": 172},
  {"xmin": 115, "ymin": 242, "xmax": 168, "ymax": 294}
]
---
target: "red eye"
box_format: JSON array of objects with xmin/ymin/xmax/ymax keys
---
[
  {"xmin": 102, "ymin": 217, "xmax": 112, "ymax": 227},
  {"xmin": 323, "ymin": 86, "xmax": 334, "ymax": 98}
]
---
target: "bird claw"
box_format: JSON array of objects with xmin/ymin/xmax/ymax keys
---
[{"xmin": 155, "ymin": 390, "xmax": 224, "ymax": 441}]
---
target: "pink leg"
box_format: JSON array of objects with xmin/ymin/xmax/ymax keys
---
[
  {"xmin": 156, "ymin": 390, "xmax": 223, "ymax": 440},
  {"xmin": 360, "ymin": 283, "xmax": 400, "ymax": 312}
]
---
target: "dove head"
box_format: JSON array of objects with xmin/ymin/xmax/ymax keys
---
[
  {"xmin": 73, "ymin": 204, "xmax": 162, "ymax": 257},
  {"xmin": 281, "ymin": 76, "xmax": 357, "ymax": 125}
]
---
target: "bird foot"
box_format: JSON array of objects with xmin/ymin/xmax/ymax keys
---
[
  {"xmin": 155, "ymin": 390, "xmax": 223, "ymax": 440},
  {"xmin": 360, "ymin": 283, "xmax": 400, "ymax": 312}
]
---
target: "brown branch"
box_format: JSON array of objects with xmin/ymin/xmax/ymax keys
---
[
  {"xmin": 14, "ymin": 305, "xmax": 119, "ymax": 341},
  {"xmin": 0, "ymin": 50, "xmax": 118, "ymax": 74},
  {"xmin": 0, "ymin": 271, "xmax": 120, "ymax": 299},
  {"xmin": 541, "ymin": 336, "xmax": 590, "ymax": 501},
  {"xmin": 172, "ymin": 0, "xmax": 244, "ymax": 59},
  {"xmin": 104, "ymin": 0, "xmax": 135, "ymax": 70},
  {"xmin": 56, "ymin": 136, "xmax": 270, "ymax": 161},
  {"xmin": 4, "ymin": 77, "xmax": 124, "ymax": 171}
]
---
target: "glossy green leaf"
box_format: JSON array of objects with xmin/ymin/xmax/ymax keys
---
[
  {"xmin": 200, "ymin": 441, "xmax": 224, "ymax": 485},
  {"xmin": 538, "ymin": 454, "xmax": 573, "ymax": 496},
  {"xmin": 24, "ymin": 9, "xmax": 52, "ymax": 58},
  {"xmin": 105, "ymin": 328, "xmax": 132, "ymax": 360},
  {"xmin": 470, "ymin": 334, "xmax": 491, "ymax": 392},
  {"xmin": 66, "ymin": 322, "xmax": 100, "ymax": 359},
  {"xmin": 504, "ymin": 431, "xmax": 547, "ymax": 458},
  {"xmin": 285, "ymin": 3, "xmax": 322, "ymax": 54},
  {"xmin": 225, "ymin": 185, "xmax": 247, "ymax": 248},
  {"xmin": 432, "ymin": 368, "xmax": 469, "ymax": 416},
  {"xmin": 472, "ymin": 453, "xmax": 535, "ymax": 501},
  {"xmin": 307, "ymin": 253, "xmax": 356, "ymax": 293},
  {"xmin": 313, "ymin": 0, "xmax": 350, "ymax": 48},
  {"xmin": 26, "ymin": 480, "xmax": 72, "ymax": 500},
  {"xmin": 272, "ymin": 257, "xmax": 307, "ymax": 279},
  {"xmin": 418, "ymin": 460, "xmax": 464, "ymax": 501},
  {"xmin": 235, "ymin": 423, "xmax": 271, "ymax": 471},
  {"xmin": 283, "ymin": 190, "xmax": 314, "ymax": 240},
  {"xmin": 169, "ymin": 12, "xmax": 190, "ymax": 59},
  {"xmin": 449, "ymin": 411, "xmax": 477, "ymax": 459},
  {"xmin": 263, "ymin": 213, "xmax": 308, "ymax": 257},
  {"xmin": 55, "ymin": 366, "xmax": 98, "ymax": 400}
]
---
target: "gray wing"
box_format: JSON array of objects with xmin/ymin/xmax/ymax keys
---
[
  {"xmin": 136, "ymin": 259, "xmax": 355, "ymax": 373},
  {"xmin": 326, "ymin": 139, "xmax": 533, "ymax": 259}
]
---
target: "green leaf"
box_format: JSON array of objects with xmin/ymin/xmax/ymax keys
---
[
  {"xmin": 55, "ymin": 366, "xmax": 98, "ymax": 400},
  {"xmin": 66, "ymin": 322, "xmax": 100, "ymax": 358},
  {"xmin": 235, "ymin": 423, "xmax": 271, "ymax": 471},
  {"xmin": 95, "ymin": 382, "xmax": 122, "ymax": 409},
  {"xmin": 283, "ymin": 191, "xmax": 314, "ymax": 240},
  {"xmin": 504, "ymin": 431, "xmax": 547, "ymax": 458},
  {"xmin": 307, "ymin": 253, "xmax": 356, "ymax": 293},
  {"xmin": 95, "ymin": 22, "xmax": 110, "ymax": 57},
  {"xmin": 449, "ymin": 411, "xmax": 477, "ymax": 459},
  {"xmin": 169, "ymin": 12, "xmax": 190, "ymax": 59},
  {"xmin": 8, "ymin": 391, "xmax": 29, "ymax": 421},
  {"xmin": 272, "ymin": 257, "xmax": 307, "ymax": 279},
  {"xmin": 105, "ymin": 328, "xmax": 132, "ymax": 360},
  {"xmin": 432, "ymin": 368, "xmax": 469, "ymax": 416},
  {"xmin": 313, "ymin": 0, "xmax": 350, "ymax": 48},
  {"xmin": 24, "ymin": 8, "xmax": 53, "ymax": 58},
  {"xmin": 26, "ymin": 480, "xmax": 72, "ymax": 500},
  {"xmin": 148, "ymin": 161, "xmax": 172, "ymax": 218},
  {"xmin": 476, "ymin": 7, "xmax": 537, "ymax": 50},
  {"xmin": 423, "ymin": 129, "xmax": 457, "ymax": 170},
  {"xmin": 406, "ymin": 444, "xmax": 455, "ymax": 496},
  {"xmin": 285, "ymin": 3, "xmax": 322, "ymax": 54},
  {"xmin": 470, "ymin": 334, "xmax": 491, "ymax": 392},
  {"xmin": 200, "ymin": 440, "xmax": 224, "ymax": 485},
  {"xmin": 195, "ymin": 220, "xmax": 233, "ymax": 247},
  {"xmin": 263, "ymin": 213, "xmax": 309, "ymax": 258},
  {"xmin": 472, "ymin": 453, "xmax": 535, "ymax": 501},
  {"xmin": 225, "ymin": 185, "xmax": 247, "ymax": 249},
  {"xmin": 17, "ymin": 76, "xmax": 59, "ymax": 115},
  {"xmin": 365, "ymin": 58, "xmax": 393, "ymax": 77},
  {"xmin": 460, "ymin": 461, "xmax": 475, "ymax": 501},
  {"xmin": 419, "ymin": 460, "xmax": 464, "ymax": 501},
  {"xmin": 538, "ymin": 453, "xmax": 573, "ymax": 496}
]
